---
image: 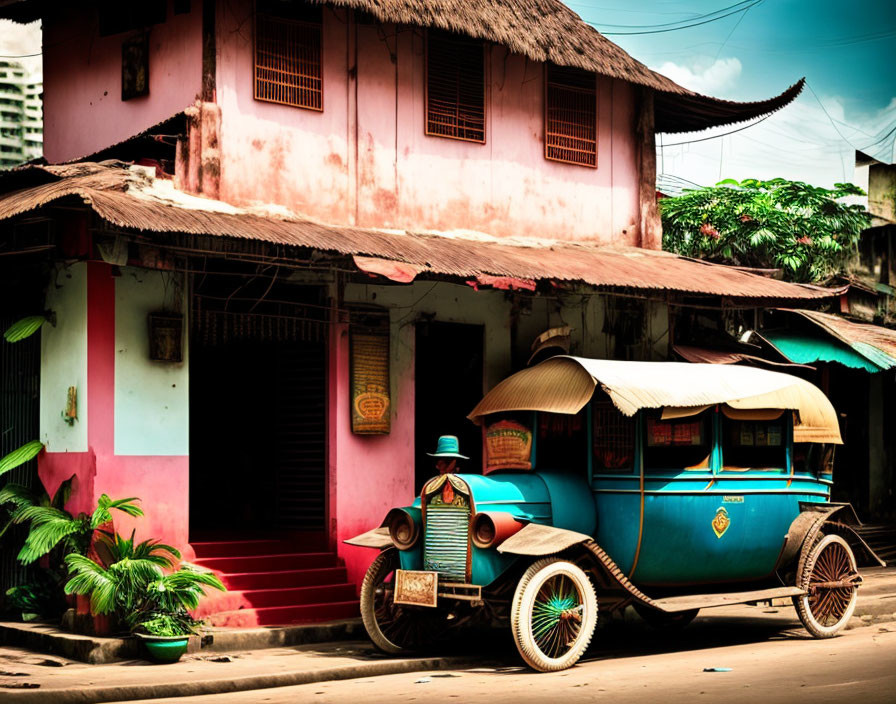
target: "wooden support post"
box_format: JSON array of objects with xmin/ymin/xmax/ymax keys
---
[{"xmin": 637, "ymin": 88, "xmax": 662, "ymax": 251}]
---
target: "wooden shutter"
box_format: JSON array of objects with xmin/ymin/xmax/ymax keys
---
[
  {"xmin": 426, "ymin": 30, "xmax": 486, "ymax": 143},
  {"xmin": 545, "ymin": 64, "xmax": 597, "ymax": 167},
  {"xmin": 254, "ymin": 3, "xmax": 323, "ymax": 111}
]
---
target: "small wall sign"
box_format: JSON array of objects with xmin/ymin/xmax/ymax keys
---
[{"xmin": 351, "ymin": 333, "xmax": 390, "ymax": 435}]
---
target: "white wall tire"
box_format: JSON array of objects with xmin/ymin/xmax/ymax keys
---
[
  {"xmin": 510, "ymin": 558, "xmax": 598, "ymax": 672},
  {"xmin": 793, "ymin": 534, "xmax": 860, "ymax": 638}
]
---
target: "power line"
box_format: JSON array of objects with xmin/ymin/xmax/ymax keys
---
[
  {"xmin": 660, "ymin": 112, "xmax": 774, "ymax": 146},
  {"xmin": 713, "ymin": 1, "xmax": 754, "ymax": 61},
  {"xmin": 804, "ymin": 81, "xmax": 861, "ymax": 152},
  {"xmin": 580, "ymin": 0, "xmax": 756, "ymax": 30},
  {"xmin": 593, "ymin": 0, "xmax": 764, "ymax": 35}
]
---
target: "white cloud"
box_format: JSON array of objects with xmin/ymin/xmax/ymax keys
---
[
  {"xmin": 0, "ymin": 20, "xmax": 41, "ymax": 77},
  {"xmin": 655, "ymin": 57, "xmax": 742, "ymax": 95},
  {"xmin": 655, "ymin": 56, "xmax": 896, "ymax": 188}
]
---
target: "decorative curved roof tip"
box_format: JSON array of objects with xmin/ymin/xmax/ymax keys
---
[{"xmin": 468, "ymin": 356, "xmax": 841, "ymax": 444}]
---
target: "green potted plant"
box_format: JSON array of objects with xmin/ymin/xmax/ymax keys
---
[{"xmin": 64, "ymin": 530, "xmax": 225, "ymax": 663}]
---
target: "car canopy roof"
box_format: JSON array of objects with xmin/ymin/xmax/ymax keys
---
[{"xmin": 467, "ymin": 357, "xmax": 841, "ymax": 444}]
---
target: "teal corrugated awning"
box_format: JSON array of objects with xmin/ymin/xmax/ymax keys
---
[{"xmin": 760, "ymin": 329, "xmax": 888, "ymax": 373}]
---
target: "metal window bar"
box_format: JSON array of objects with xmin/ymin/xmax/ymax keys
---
[
  {"xmin": 254, "ymin": 13, "xmax": 323, "ymax": 111},
  {"xmin": 592, "ymin": 400, "xmax": 635, "ymax": 472},
  {"xmin": 426, "ymin": 31, "xmax": 486, "ymax": 143},
  {"xmin": 545, "ymin": 65, "xmax": 597, "ymax": 167},
  {"xmin": 0, "ymin": 314, "xmax": 40, "ymax": 593}
]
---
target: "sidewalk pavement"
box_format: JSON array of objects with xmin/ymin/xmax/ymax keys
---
[{"xmin": 1, "ymin": 566, "xmax": 894, "ymax": 704}]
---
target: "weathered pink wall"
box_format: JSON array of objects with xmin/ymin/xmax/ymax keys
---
[
  {"xmin": 329, "ymin": 322, "xmax": 417, "ymax": 589},
  {"xmin": 39, "ymin": 263, "xmax": 193, "ymax": 561},
  {"xmin": 42, "ymin": 1, "xmax": 202, "ymax": 162},
  {"xmin": 216, "ymin": 3, "xmax": 641, "ymax": 244}
]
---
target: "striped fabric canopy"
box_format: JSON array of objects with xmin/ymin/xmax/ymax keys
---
[{"xmin": 468, "ymin": 357, "xmax": 841, "ymax": 444}]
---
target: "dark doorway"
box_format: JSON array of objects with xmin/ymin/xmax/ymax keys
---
[
  {"xmin": 189, "ymin": 272, "xmax": 329, "ymax": 544},
  {"xmin": 414, "ymin": 321, "xmax": 484, "ymax": 492},
  {"xmin": 189, "ymin": 339, "xmax": 327, "ymax": 539},
  {"xmin": 0, "ymin": 254, "xmax": 44, "ymax": 594},
  {"xmin": 827, "ymin": 367, "xmax": 871, "ymax": 518}
]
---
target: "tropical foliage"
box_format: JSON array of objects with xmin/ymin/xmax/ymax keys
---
[
  {"xmin": 64, "ymin": 530, "xmax": 225, "ymax": 635},
  {"xmin": 0, "ymin": 440, "xmax": 44, "ymax": 475},
  {"xmin": 0, "ymin": 478, "xmax": 143, "ymax": 619},
  {"xmin": 3, "ymin": 315, "xmax": 47, "ymax": 343},
  {"xmin": 9, "ymin": 493, "xmax": 143, "ymax": 565},
  {"xmin": 660, "ymin": 178, "xmax": 871, "ymax": 283}
]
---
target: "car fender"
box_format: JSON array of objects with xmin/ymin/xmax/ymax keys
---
[
  {"xmin": 776, "ymin": 502, "xmax": 885, "ymax": 571},
  {"xmin": 343, "ymin": 526, "xmax": 394, "ymax": 549},
  {"xmin": 496, "ymin": 523, "xmax": 592, "ymax": 556},
  {"xmin": 344, "ymin": 504, "xmax": 423, "ymax": 551}
]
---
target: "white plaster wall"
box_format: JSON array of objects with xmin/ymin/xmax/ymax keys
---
[
  {"xmin": 114, "ymin": 269, "xmax": 189, "ymax": 456},
  {"xmin": 40, "ymin": 262, "xmax": 88, "ymax": 452}
]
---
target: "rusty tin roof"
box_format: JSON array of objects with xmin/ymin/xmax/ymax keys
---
[{"xmin": 0, "ymin": 163, "xmax": 840, "ymax": 301}]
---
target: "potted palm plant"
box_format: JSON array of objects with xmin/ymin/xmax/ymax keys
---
[{"xmin": 64, "ymin": 530, "xmax": 226, "ymax": 663}]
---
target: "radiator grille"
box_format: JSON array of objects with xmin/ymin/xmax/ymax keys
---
[{"xmin": 423, "ymin": 503, "xmax": 470, "ymax": 581}]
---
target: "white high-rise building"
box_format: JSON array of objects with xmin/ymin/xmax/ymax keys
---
[{"xmin": 0, "ymin": 59, "xmax": 42, "ymax": 168}]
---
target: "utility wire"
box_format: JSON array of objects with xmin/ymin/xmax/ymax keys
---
[
  {"xmin": 593, "ymin": 0, "xmax": 763, "ymax": 35},
  {"xmin": 580, "ymin": 0, "xmax": 756, "ymax": 29},
  {"xmin": 660, "ymin": 113, "xmax": 774, "ymax": 146}
]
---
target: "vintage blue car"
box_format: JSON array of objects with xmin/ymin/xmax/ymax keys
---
[{"xmin": 347, "ymin": 358, "xmax": 885, "ymax": 671}]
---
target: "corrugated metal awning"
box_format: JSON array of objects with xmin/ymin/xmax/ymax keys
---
[
  {"xmin": 672, "ymin": 344, "xmax": 812, "ymax": 369},
  {"xmin": 758, "ymin": 330, "xmax": 884, "ymax": 373},
  {"xmin": 779, "ymin": 310, "xmax": 896, "ymax": 371},
  {"xmin": 0, "ymin": 163, "xmax": 843, "ymax": 301}
]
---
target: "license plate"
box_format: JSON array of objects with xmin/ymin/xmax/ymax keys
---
[{"xmin": 394, "ymin": 570, "xmax": 438, "ymax": 608}]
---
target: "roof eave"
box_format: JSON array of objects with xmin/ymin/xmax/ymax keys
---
[{"xmin": 655, "ymin": 78, "xmax": 806, "ymax": 134}]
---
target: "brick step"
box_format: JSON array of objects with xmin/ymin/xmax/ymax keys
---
[
  {"xmin": 194, "ymin": 583, "xmax": 358, "ymax": 618},
  {"xmin": 207, "ymin": 600, "xmax": 361, "ymax": 628},
  {"xmin": 194, "ymin": 552, "xmax": 339, "ymax": 573},
  {"xmin": 219, "ymin": 566, "xmax": 349, "ymax": 591},
  {"xmin": 191, "ymin": 539, "xmax": 297, "ymax": 558}
]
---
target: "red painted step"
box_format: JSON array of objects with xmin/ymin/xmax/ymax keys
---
[
  {"xmin": 193, "ymin": 583, "xmax": 357, "ymax": 617},
  {"xmin": 208, "ymin": 601, "xmax": 361, "ymax": 628},
  {"xmin": 190, "ymin": 540, "xmax": 359, "ymax": 627},
  {"xmin": 193, "ymin": 552, "xmax": 338, "ymax": 573},
  {"xmin": 192, "ymin": 539, "xmax": 296, "ymax": 558},
  {"xmin": 218, "ymin": 567, "xmax": 350, "ymax": 591}
]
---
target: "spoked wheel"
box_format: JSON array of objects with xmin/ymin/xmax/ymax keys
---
[
  {"xmin": 511, "ymin": 558, "xmax": 598, "ymax": 672},
  {"xmin": 633, "ymin": 603, "xmax": 699, "ymax": 631},
  {"xmin": 360, "ymin": 549, "xmax": 446, "ymax": 653},
  {"xmin": 793, "ymin": 534, "xmax": 860, "ymax": 638}
]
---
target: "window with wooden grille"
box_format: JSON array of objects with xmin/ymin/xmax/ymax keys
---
[
  {"xmin": 592, "ymin": 399, "xmax": 635, "ymax": 473},
  {"xmin": 426, "ymin": 30, "xmax": 486, "ymax": 143},
  {"xmin": 545, "ymin": 64, "xmax": 597, "ymax": 167},
  {"xmin": 254, "ymin": 2, "xmax": 323, "ymax": 111}
]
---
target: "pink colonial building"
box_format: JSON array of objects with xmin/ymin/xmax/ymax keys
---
[{"xmin": 0, "ymin": 0, "xmax": 819, "ymax": 626}]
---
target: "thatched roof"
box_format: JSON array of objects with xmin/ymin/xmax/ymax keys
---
[
  {"xmin": 314, "ymin": 0, "xmax": 804, "ymax": 132},
  {"xmin": 1, "ymin": 0, "xmax": 804, "ymax": 133}
]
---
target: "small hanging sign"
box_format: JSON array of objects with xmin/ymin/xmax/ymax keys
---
[{"xmin": 351, "ymin": 333, "xmax": 391, "ymax": 435}]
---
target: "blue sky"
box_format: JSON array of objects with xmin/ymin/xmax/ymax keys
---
[{"xmin": 565, "ymin": 0, "xmax": 896, "ymax": 187}]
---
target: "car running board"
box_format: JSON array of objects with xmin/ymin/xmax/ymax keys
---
[{"xmin": 650, "ymin": 586, "xmax": 807, "ymax": 613}]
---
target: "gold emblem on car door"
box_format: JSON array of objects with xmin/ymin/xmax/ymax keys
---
[{"xmin": 712, "ymin": 507, "xmax": 731, "ymax": 538}]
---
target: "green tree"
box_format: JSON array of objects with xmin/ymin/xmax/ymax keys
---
[{"xmin": 660, "ymin": 178, "xmax": 871, "ymax": 283}]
